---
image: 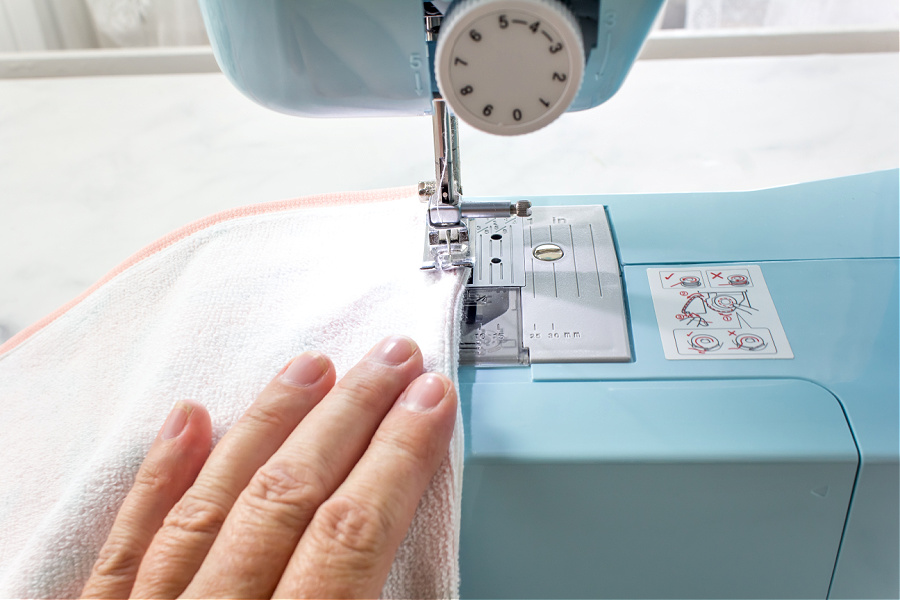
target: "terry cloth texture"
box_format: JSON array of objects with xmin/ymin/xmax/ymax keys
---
[{"xmin": 0, "ymin": 187, "xmax": 467, "ymax": 599}]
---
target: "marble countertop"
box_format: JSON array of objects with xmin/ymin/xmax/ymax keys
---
[{"xmin": 1, "ymin": 52, "xmax": 897, "ymax": 342}]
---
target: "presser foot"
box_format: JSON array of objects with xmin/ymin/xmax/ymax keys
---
[
  {"xmin": 420, "ymin": 96, "xmax": 531, "ymax": 271},
  {"xmin": 419, "ymin": 182, "xmax": 533, "ymax": 272}
]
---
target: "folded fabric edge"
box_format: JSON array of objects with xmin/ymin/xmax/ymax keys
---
[
  {"xmin": 0, "ymin": 186, "xmax": 417, "ymax": 357},
  {"xmin": 381, "ymin": 262, "xmax": 469, "ymax": 600}
]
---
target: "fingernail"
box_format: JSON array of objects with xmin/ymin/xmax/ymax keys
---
[
  {"xmin": 162, "ymin": 402, "xmax": 193, "ymax": 440},
  {"xmin": 282, "ymin": 352, "xmax": 329, "ymax": 387},
  {"xmin": 400, "ymin": 373, "xmax": 448, "ymax": 413},
  {"xmin": 372, "ymin": 336, "xmax": 416, "ymax": 366}
]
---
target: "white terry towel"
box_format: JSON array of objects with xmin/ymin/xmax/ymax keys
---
[{"xmin": 0, "ymin": 187, "xmax": 467, "ymax": 599}]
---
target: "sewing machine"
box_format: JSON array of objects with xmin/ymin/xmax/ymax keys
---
[{"xmin": 198, "ymin": 1, "xmax": 899, "ymax": 597}]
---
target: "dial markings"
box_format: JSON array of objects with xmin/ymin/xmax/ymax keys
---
[{"xmin": 435, "ymin": 1, "xmax": 585, "ymax": 135}]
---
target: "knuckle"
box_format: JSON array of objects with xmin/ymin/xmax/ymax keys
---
[
  {"xmin": 131, "ymin": 460, "xmax": 173, "ymax": 495},
  {"xmin": 242, "ymin": 460, "xmax": 327, "ymax": 526},
  {"xmin": 241, "ymin": 399, "xmax": 294, "ymax": 432},
  {"xmin": 309, "ymin": 494, "xmax": 389, "ymax": 562},
  {"xmin": 90, "ymin": 537, "xmax": 143, "ymax": 581},
  {"xmin": 333, "ymin": 371, "xmax": 396, "ymax": 413},
  {"xmin": 338, "ymin": 373, "xmax": 383, "ymax": 399},
  {"xmin": 371, "ymin": 427, "xmax": 431, "ymax": 466},
  {"xmin": 160, "ymin": 490, "xmax": 231, "ymax": 538}
]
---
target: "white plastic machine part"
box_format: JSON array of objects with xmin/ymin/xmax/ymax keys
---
[{"xmin": 435, "ymin": 0, "xmax": 585, "ymax": 135}]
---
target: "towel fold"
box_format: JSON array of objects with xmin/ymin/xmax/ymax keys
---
[{"xmin": 0, "ymin": 187, "xmax": 467, "ymax": 599}]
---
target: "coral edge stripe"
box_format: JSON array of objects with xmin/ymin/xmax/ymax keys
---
[{"xmin": 0, "ymin": 186, "xmax": 415, "ymax": 357}]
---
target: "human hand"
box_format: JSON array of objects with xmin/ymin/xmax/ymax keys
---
[{"xmin": 80, "ymin": 336, "xmax": 457, "ymax": 599}]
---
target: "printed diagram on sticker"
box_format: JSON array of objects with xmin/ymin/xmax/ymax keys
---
[
  {"xmin": 677, "ymin": 288, "xmax": 753, "ymax": 327},
  {"xmin": 648, "ymin": 266, "xmax": 793, "ymax": 360}
]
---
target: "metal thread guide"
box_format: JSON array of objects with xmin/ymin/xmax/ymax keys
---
[{"xmin": 420, "ymin": 100, "xmax": 532, "ymax": 271}]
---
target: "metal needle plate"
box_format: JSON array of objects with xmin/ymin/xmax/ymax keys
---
[{"xmin": 460, "ymin": 205, "xmax": 631, "ymax": 364}]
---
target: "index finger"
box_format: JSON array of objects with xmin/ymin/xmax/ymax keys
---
[{"xmin": 275, "ymin": 372, "xmax": 458, "ymax": 599}]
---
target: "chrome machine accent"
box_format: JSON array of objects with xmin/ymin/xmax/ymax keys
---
[{"xmin": 460, "ymin": 205, "xmax": 631, "ymax": 365}]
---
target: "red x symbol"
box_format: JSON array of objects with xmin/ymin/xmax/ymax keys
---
[
  {"xmin": 728, "ymin": 330, "xmax": 736, "ymax": 336},
  {"xmin": 711, "ymin": 272, "xmax": 723, "ymax": 279}
]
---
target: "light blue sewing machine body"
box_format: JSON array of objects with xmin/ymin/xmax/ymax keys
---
[
  {"xmin": 459, "ymin": 170, "xmax": 899, "ymax": 598},
  {"xmin": 197, "ymin": 1, "xmax": 899, "ymax": 597},
  {"xmin": 199, "ymin": 0, "xmax": 660, "ymax": 117}
]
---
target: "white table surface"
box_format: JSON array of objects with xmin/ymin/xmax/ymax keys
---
[{"xmin": 1, "ymin": 52, "xmax": 897, "ymax": 341}]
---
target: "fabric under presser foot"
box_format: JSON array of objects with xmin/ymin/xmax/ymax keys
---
[{"xmin": 0, "ymin": 187, "xmax": 468, "ymax": 599}]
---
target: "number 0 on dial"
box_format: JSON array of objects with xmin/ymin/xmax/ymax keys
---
[{"xmin": 435, "ymin": 0, "xmax": 585, "ymax": 135}]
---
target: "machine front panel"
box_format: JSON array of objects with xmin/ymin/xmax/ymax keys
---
[{"xmin": 460, "ymin": 379, "xmax": 858, "ymax": 598}]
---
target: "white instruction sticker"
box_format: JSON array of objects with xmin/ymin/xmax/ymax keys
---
[{"xmin": 647, "ymin": 265, "xmax": 793, "ymax": 360}]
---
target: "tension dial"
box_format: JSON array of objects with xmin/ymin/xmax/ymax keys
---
[{"xmin": 435, "ymin": 0, "xmax": 585, "ymax": 135}]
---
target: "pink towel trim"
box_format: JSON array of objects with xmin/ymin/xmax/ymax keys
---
[{"xmin": 0, "ymin": 186, "xmax": 416, "ymax": 357}]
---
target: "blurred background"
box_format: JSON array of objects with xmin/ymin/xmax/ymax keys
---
[
  {"xmin": 0, "ymin": 0, "xmax": 207, "ymax": 51},
  {"xmin": 0, "ymin": 1, "xmax": 897, "ymax": 344}
]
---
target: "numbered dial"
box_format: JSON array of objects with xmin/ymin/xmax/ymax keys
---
[{"xmin": 435, "ymin": 0, "xmax": 585, "ymax": 135}]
